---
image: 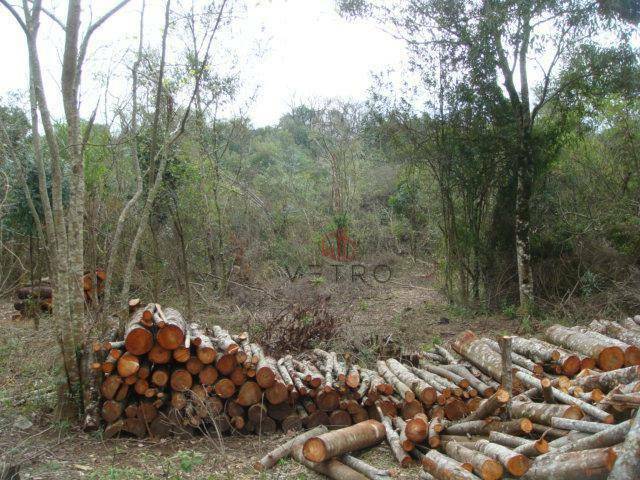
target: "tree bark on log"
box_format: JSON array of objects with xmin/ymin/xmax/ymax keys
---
[
  {"xmin": 510, "ymin": 400, "xmax": 582, "ymax": 424},
  {"xmin": 445, "ymin": 418, "xmax": 533, "ymax": 436},
  {"xmin": 302, "ymin": 419, "xmax": 386, "ymax": 462},
  {"xmin": 550, "ymin": 417, "xmax": 613, "ymax": 433}
]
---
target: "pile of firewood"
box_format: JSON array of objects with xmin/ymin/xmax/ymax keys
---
[
  {"xmin": 13, "ymin": 269, "xmax": 106, "ymax": 317},
  {"xmin": 93, "ymin": 305, "xmax": 640, "ymax": 479},
  {"xmin": 13, "ymin": 284, "xmax": 52, "ymax": 315}
]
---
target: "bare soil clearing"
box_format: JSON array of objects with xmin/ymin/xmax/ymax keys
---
[{"xmin": 0, "ymin": 261, "xmax": 523, "ymax": 479}]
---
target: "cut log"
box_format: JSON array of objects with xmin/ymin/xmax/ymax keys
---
[
  {"xmin": 254, "ymin": 424, "xmax": 329, "ymax": 470},
  {"xmin": 545, "ymin": 325, "xmax": 624, "ymax": 371},
  {"xmin": 574, "ymin": 324, "xmax": 640, "ymax": 366},
  {"xmin": 100, "ymin": 375, "xmax": 122, "ymax": 400},
  {"xmin": 445, "ymin": 441, "xmax": 504, "ymax": 480},
  {"xmin": 445, "ymin": 418, "xmax": 533, "ymax": 436},
  {"xmin": 444, "ymin": 365, "xmax": 495, "ymax": 397},
  {"xmin": 291, "ymin": 443, "xmax": 368, "ymax": 480},
  {"xmin": 510, "ymin": 400, "xmax": 582, "ymax": 424},
  {"xmin": 302, "ymin": 419, "xmax": 386, "ymax": 462},
  {"xmin": 124, "ymin": 313, "xmax": 153, "ymax": 355},
  {"xmin": 385, "ymin": 359, "xmax": 435, "ymax": 404},
  {"xmin": 214, "ymin": 378, "xmax": 236, "ymax": 399},
  {"xmin": 572, "ymin": 365, "xmax": 640, "ymax": 392},
  {"xmin": 429, "ymin": 415, "xmax": 443, "ymax": 448},
  {"xmin": 156, "ymin": 307, "xmax": 187, "ymax": 350},
  {"xmin": 377, "ymin": 361, "xmax": 414, "ymax": 402},
  {"xmin": 211, "ymin": 325, "xmax": 240, "ymax": 354},
  {"xmin": 515, "ymin": 370, "xmax": 613, "ymax": 423},
  {"xmin": 461, "ymin": 388, "xmax": 509, "ymax": 422},
  {"xmin": 420, "ymin": 362, "xmax": 470, "ymax": 389},
  {"xmin": 169, "ymin": 369, "xmax": 192, "ymax": 392},
  {"xmin": 488, "ymin": 431, "xmax": 548, "ymax": 457},
  {"xmin": 550, "ymin": 417, "xmax": 613, "ymax": 433},
  {"xmin": 539, "ymin": 419, "xmax": 631, "ymax": 458},
  {"xmin": 472, "ymin": 439, "xmax": 530, "ymax": 477},
  {"xmin": 377, "ymin": 407, "xmax": 412, "ymax": 468},
  {"xmin": 148, "ymin": 344, "xmax": 171, "ymax": 364},
  {"xmin": 522, "ymin": 447, "xmax": 617, "ymax": 480},
  {"xmin": 421, "ymin": 450, "xmax": 480, "ymax": 480},
  {"xmin": 452, "ymin": 331, "xmax": 504, "ymax": 382},
  {"xmin": 16, "ymin": 285, "xmax": 52, "ymax": 299},
  {"xmin": 608, "ymin": 407, "xmax": 639, "ymax": 479},
  {"xmin": 195, "ymin": 334, "xmax": 217, "ymax": 365},
  {"xmin": 405, "ymin": 412, "xmax": 429, "ymax": 443},
  {"xmin": 393, "ymin": 416, "xmax": 414, "ymax": 452},
  {"xmin": 346, "ymin": 364, "xmax": 360, "ymax": 389},
  {"xmin": 101, "ymin": 400, "xmax": 123, "ymax": 423},
  {"xmin": 198, "ymin": 365, "xmax": 218, "ymax": 385},
  {"xmin": 341, "ymin": 454, "xmax": 395, "ymax": 480}
]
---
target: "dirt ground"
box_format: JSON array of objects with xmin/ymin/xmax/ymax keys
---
[{"xmin": 0, "ymin": 260, "xmax": 535, "ymax": 479}]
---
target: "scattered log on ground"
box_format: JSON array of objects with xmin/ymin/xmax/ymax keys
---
[
  {"xmin": 340, "ymin": 454, "xmax": 395, "ymax": 480},
  {"xmin": 445, "ymin": 441, "xmax": 504, "ymax": 480},
  {"xmin": 291, "ymin": 442, "xmax": 368, "ymax": 480},
  {"xmin": 421, "ymin": 449, "xmax": 480, "ymax": 480},
  {"xmin": 302, "ymin": 419, "xmax": 386, "ymax": 463},
  {"xmin": 522, "ymin": 447, "xmax": 617, "ymax": 480},
  {"xmin": 472, "ymin": 439, "xmax": 530, "ymax": 477},
  {"xmin": 376, "ymin": 406, "xmax": 412, "ymax": 468},
  {"xmin": 254, "ymin": 425, "xmax": 328, "ymax": 470}
]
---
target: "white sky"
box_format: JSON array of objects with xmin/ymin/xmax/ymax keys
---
[{"xmin": 0, "ymin": 0, "xmax": 408, "ymax": 127}]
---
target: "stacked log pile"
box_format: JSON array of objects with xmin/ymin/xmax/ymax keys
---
[
  {"xmin": 96, "ymin": 306, "xmax": 640, "ymax": 479},
  {"xmin": 13, "ymin": 284, "xmax": 52, "ymax": 314},
  {"xmin": 13, "ymin": 269, "xmax": 106, "ymax": 316}
]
